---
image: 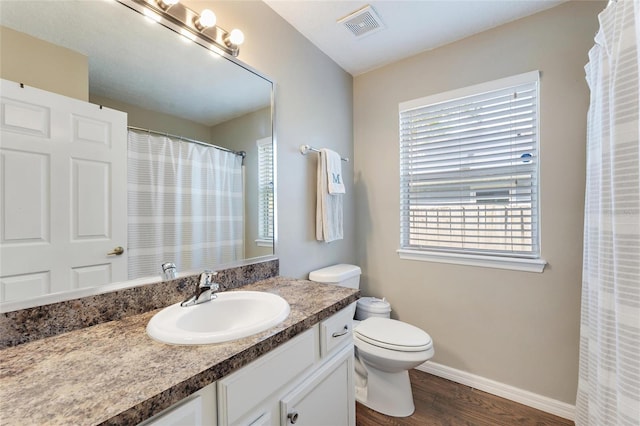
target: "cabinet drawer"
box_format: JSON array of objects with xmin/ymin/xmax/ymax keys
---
[
  {"xmin": 319, "ymin": 306, "xmax": 353, "ymax": 357},
  {"xmin": 217, "ymin": 327, "xmax": 318, "ymax": 425}
]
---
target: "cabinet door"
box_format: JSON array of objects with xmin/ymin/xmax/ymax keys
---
[
  {"xmin": 247, "ymin": 412, "xmax": 271, "ymax": 426},
  {"xmin": 141, "ymin": 396, "xmax": 202, "ymax": 426},
  {"xmin": 217, "ymin": 327, "xmax": 318, "ymax": 425},
  {"xmin": 280, "ymin": 345, "xmax": 354, "ymax": 426},
  {"xmin": 139, "ymin": 382, "xmax": 217, "ymax": 426}
]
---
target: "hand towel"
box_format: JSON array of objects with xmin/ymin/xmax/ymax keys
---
[
  {"xmin": 316, "ymin": 150, "xmax": 343, "ymax": 242},
  {"xmin": 323, "ymin": 149, "xmax": 345, "ymax": 194}
]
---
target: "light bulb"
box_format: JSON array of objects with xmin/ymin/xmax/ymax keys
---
[
  {"xmin": 156, "ymin": 0, "xmax": 178, "ymax": 10},
  {"xmin": 198, "ymin": 9, "xmax": 216, "ymax": 29},
  {"xmin": 227, "ymin": 29, "xmax": 244, "ymax": 46}
]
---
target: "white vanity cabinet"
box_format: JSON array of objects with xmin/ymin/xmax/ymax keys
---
[
  {"xmin": 218, "ymin": 306, "xmax": 355, "ymax": 426},
  {"xmin": 139, "ymin": 307, "xmax": 354, "ymax": 426}
]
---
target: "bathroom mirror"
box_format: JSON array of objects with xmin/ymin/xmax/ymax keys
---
[{"xmin": 0, "ymin": 0, "xmax": 275, "ymax": 311}]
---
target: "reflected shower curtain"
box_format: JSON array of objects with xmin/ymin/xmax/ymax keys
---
[
  {"xmin": 127, "ymin": 130, "xmax": 244, "ymax": 279},
  {"xmin": 577, "ymin": 1, "xmax": 640, "ymax": 425}
]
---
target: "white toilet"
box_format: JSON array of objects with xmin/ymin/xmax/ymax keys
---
[{"xmin": 309, "ymin": 264, "xmax": 434, "ymax": 417}]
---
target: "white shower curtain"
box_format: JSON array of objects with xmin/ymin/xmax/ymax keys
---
[
  {"xmin": 127, "ymin": 130, "xmax": 244, "ymax": 279},
  {"xmin": 577, "ymin": 1, "xmax": 640, "ymax": 425}
]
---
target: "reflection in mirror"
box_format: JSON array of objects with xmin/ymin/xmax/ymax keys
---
[{"xmin": 0, "ymin": 0, "xmax": 274, "ymax": 311}]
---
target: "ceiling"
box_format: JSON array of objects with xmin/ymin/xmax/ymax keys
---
[
  {"xmin": 0, "ymin": 0, "xmax": 566, "ymax": 123},
  {"xmin": 263, "ymin": 0, "xmax": 566, "ymax": 76}
]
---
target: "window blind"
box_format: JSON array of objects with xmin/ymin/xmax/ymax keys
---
[
  {"xmin": 257, "ymin": 137, "xmax": 274, "ymax": 241},
  {"xmin": 399, "ymin": 72, "xmax": 540, "ymax": 258}
]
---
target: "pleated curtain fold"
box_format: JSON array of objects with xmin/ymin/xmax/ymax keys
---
[
  {"xmin": 127, "ymin": 130, "xmax": 244, "ymax": 279},
  {"xmin": 577, "ymin": 1, "xmax": 640, "ymax": 424}
]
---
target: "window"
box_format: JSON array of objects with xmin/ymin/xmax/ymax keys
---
[
  {"xmin": 398, "ymin": 71, "xmax": 546, "ymax": 272},
  {"xmin": 256, "ymin": 137, "xmax": 274, "ymax": 246}
]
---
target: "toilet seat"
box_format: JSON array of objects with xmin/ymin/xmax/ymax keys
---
[{"xmin": 354, "ymin": 317, "xmax": 432, "ymax": 352}]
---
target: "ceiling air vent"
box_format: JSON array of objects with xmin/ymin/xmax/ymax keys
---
[{"xmin": 338, "ymin": 5, "xmax": 385, "ymax": 38}]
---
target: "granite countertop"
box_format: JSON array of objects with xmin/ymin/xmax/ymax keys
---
[{"xmin": 0, "ymin": 277, "xmax": 359, "ymax": 426}]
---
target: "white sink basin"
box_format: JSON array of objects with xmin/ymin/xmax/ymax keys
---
[{"xmin": 147, "ymin": 291, "xmax": 290, "ymax": 345}]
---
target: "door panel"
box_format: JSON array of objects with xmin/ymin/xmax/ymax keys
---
[
  {"xmin": 1, "ymin": 97, "xmax": 50, "ymax": 137},
  {"xmin": 0, "ymin": 272, "xmax": 49, "ymax": 301},
  {"xmin": 72, "ymin": 158, "xmax": 110, "ymax": 239},
  {"xmin": 1, "ymin": 149, "xmax": 49, "ymax": 242}
]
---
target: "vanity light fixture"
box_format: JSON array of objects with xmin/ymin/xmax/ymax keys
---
[
  {"xmin": 142, "ymin": 8, "xmax": 162, "ymax": 23},
  {"xmin": 155, "ymin": 0, "xmax": 178, "ymax": 11},
  {"xmin": 123, "ymin": 0, "xmax": 246, "ymax": 57},
  {"xmin": 180, "ymin": 28, "xmax": 197, "ymax": 42}
]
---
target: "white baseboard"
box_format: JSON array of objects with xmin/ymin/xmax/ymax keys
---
[{"xmin": 415, "ymin": 361, "xmax": 575, "ymax": 421}]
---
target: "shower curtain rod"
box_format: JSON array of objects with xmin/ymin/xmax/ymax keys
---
[{"xmin": 127, "ymin": 126, "xmax": 246, "ymax": 159}]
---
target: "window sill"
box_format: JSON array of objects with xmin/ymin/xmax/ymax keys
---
[
  {"xmin": 397, "ymin": 249, "xmax": 547, "ymax": 273},
  {"xmin": 255, "ymin": 239, "xmax": 273, "ymax": 247}
]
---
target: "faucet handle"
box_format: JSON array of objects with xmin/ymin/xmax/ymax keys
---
[{"xmin": 199, "ymin": 270, "xmax": 218, "ymax": 288}]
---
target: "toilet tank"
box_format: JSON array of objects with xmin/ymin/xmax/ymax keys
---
[{"xmin": 308, "ymin": 264, "xmax": 361, "ymax": 289}]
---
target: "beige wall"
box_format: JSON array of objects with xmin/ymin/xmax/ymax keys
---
[
  {"xmin": 210, "ymin": 107, "xmax": 273, "ymax": 259},
  {"xmin": 353, "ymin": 0, "xmax": 604, "ymax": 404},
  {"xmin": 0, "ymin": 26, "xmax": 88, "ymax": 101},
  {"xmin": 90, "ymin": 94, "xmax": 214, "ymax": 144},
  {"xmin": 182, "ymin": 0, "xmax": 356, "ymax": 278}
]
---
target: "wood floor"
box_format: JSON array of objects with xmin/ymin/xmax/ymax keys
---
[{"xmin": 356, "ymin": 370, "xmax": 574, "ymax": 426}]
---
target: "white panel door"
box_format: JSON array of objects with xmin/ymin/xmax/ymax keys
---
[{"xmin": 0, "ymin": 79, "xmax": 127, "ymax": 302}]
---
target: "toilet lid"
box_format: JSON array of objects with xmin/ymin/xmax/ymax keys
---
[{"xmin": 354, "ymin": 317, "xmax": 432, "ymax": 352}]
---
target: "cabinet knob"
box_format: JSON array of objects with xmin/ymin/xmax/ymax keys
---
[{"xmin": 287, "ymin": 411, "xmax": 299, "ymax": 424}]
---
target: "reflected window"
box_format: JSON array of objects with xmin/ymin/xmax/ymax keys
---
[{"xmin": 256, "ymin": 137, "xmax": 274, "ymax": 246}]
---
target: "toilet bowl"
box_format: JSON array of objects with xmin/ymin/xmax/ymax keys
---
[
  {"xmin": 353, "ymin": 317, "xmax": 434, "ymax": 417},
  {"xmin": 308, "ymin": 264, "xmax": 435, "ymax": 418}
]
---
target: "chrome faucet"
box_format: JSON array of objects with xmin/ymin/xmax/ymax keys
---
[
  {"xmin": 181, "ymin": 270, "xmax": 219, "ymax": 307},
  {"xmin": 161, "ymin": 262, "xmax": 177, "ymax": 281}
]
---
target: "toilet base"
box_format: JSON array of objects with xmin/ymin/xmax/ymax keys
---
[{"xmin": 355, "ymin": 367, "xmax": 415, "ymax": 417}]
